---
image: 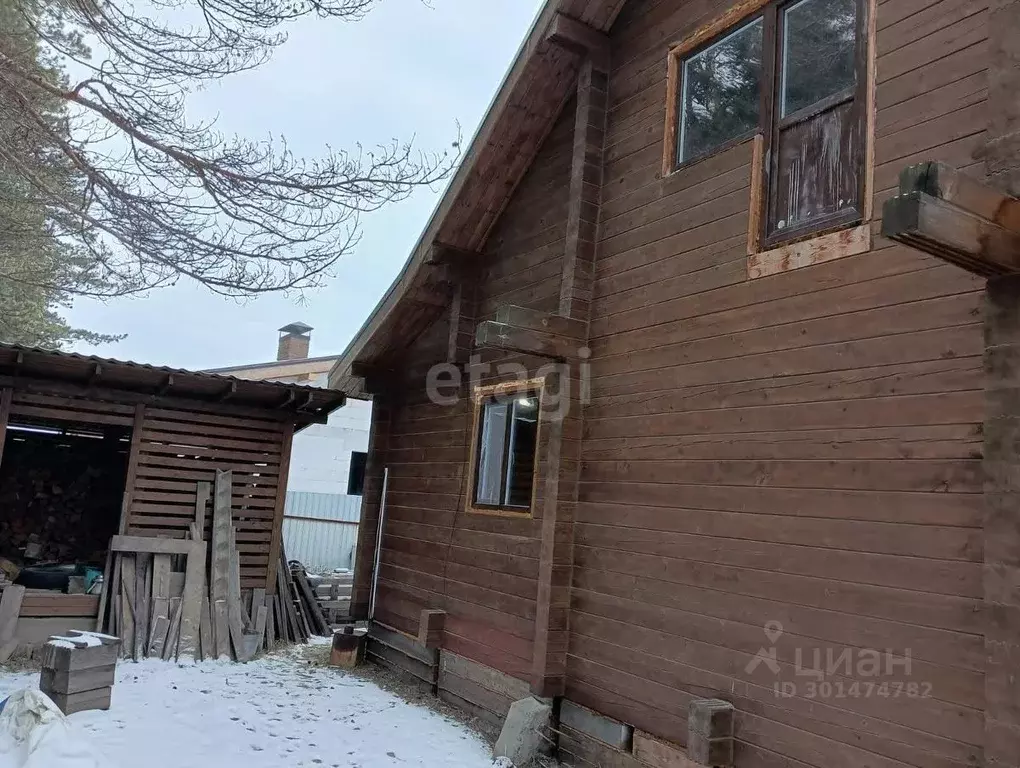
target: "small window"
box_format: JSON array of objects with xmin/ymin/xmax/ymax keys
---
[
  {"xmin": 473, "ymin": 394, "xmax": 539, "ymax": 511},
  {"xmin": 678, "ymin": 19, "xmax": 763, "ymax": 163},
  {"xmin": 348, "ymin": 451, "xmax": 367, "ymax": 496}
]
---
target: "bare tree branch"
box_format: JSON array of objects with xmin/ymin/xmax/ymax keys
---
[{"xmin": 0, "ymin": 0, "xmax": 458, "ymax": 299}]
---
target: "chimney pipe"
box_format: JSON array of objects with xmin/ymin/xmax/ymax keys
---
[{"xmin": 277, "ymin": 322, "xmax": 313, "ymax": 361}]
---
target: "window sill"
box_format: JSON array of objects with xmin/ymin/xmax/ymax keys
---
[
  {"xmin": 662, "ymin": 132, "xmax": 757, "ymax": 186},
  {"xmin": 748, "ymin": 224, "xmax": 871, "ymax": 279},
  {"xmin": 464, "ymin": 505, "xmax": 533, "ymax": 518}
]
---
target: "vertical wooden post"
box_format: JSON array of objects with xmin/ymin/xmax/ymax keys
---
[
  {"xmin": 265, "ymin": 421, "xmax": 294, "ymax": 594},
  {"xmin": 982, "ymin": 4, "xmax": 1020, "ymax": 763},
  {"xmin": 447, "ymin": 272, "xmax": 480, "ymax": 366},
  {"xmin": 98, "ymin": 401, "xmax": 144, "ymax": 632},
  {"xmin": 117, "ymin": 404, "xmax": 146, "ymax": 535},
  {"xmin": 984, "ymin": 280, "xmax": 1020, "ymax": 765},
  {"xmin": 532, "ymin": 54, "xmax": 609, "ymax": 699},
  {"xmin": 558, "ymin": 59, "xmax": 608, "ymax": 320},
  {"xmin": 350, "ymin": 395, "xmax": 393, "ymax": 620},
  {"xmin": 0, "ymin": 388, "xmax": 12, "ymax": 469}
]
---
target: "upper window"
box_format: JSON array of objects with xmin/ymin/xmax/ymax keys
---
[
  {"xmin": 780, "ymin": 0, "xmax": 857, "ymax": 117},
  {"xmin": 472, "ymin": 393, "xmax": 539, "ymax": 512},
  {"xmin": 669, "ymin": 0, "xmax": 866, "ymax": 246},
  {"xmin": 678, "ymin": 19, "xmax": 763, "ymax": 163}
]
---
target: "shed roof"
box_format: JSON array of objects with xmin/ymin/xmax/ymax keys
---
[
  {"xmin": 328, "ymin": 0, "xmax": 628, "ymax": 397},
  {"xmin": 0, "ymin": 344, "xmax": 347, "ymax": 425}
]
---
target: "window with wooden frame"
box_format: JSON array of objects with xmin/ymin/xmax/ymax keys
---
[
  {"xmin": 469, "ymin": 389, "xmax": 541, "ymax": 513},
  {"xmin": 667, "ymin": 0, "xmax": 867, "ymax": 247}
]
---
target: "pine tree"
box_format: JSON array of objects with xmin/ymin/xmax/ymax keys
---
[{"xmin": 0, "ymin": 0, "xmax": 117, "ymax": 346}]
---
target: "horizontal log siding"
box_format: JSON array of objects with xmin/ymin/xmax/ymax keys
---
[
  {"xmin": 372, "ymin": 105, "xmax": 576, "ymax": 681},
  {"xmin": 570, "ymin": 0, "xmax": 988, "ymax": 767}
]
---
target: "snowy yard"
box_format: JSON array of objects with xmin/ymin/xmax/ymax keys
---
[{"xmin": 0, "ymin": 645, "xmax": 496, "ymax": 768}]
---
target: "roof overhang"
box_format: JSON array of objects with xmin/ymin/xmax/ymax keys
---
[
  {"xmin": 0, "ymin": 344, "xmax": 347, "ymax": 426},
  {"xmin": 329, "ymin": 0, "xmax": 629, "ymax": 397}
]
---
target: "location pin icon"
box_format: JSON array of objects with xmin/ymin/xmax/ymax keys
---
[{"xmin": 764, "ymin": 621, "xmax": 784, "ymax": 644}]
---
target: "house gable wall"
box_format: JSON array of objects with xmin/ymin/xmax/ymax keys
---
[
  {"xmin": 359, "ymin": 0, "xmax": 993, "ymax": 760},
  {"xmin": 363, "ymin": 102, "xmax": 577, "ymax": 684}
]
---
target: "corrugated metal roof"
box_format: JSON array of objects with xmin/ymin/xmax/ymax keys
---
[{"xmin": 0, "ymin": 342, "xmax": 347, "ymax": 422}]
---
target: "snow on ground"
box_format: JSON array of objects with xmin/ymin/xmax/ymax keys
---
[{"xmin": 0, "ymin": 646, "xmax": 496, "ymax": 768}]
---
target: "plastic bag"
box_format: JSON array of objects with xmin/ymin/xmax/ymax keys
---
[{"xmin": 0, "ymin": 689, "xmax": 106, "ymax": 768}]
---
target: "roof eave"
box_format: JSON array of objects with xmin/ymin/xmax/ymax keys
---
[{"xmin": 328, "ymin": 0, "xmax": 591, "ymax": 393}]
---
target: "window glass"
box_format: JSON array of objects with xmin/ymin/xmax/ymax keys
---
[
  {"xmin": 679, "ymin": 19, "xmax": 763, "ymax": 162},
  {"xmin": 504, "ymin": 397, "xmax": 539, "ymax": 508},
  {"xmin": 475, "ymin": 401, "xmax": 508, "ymax": 506},
  {"xmin": 781, "ymin": 0, "xmax": 857, "ymax": 117},
  {"xmin": 347, "ymin": 451, "xmax": 367, "ymax": 496}
]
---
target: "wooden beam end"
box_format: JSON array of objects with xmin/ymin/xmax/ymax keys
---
[{"xmin": 544, "ymin": 13, "xmax": 611, "ymax": 73}]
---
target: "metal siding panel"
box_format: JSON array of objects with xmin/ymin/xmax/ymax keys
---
[{"xmin": 282, "ymin": 492, "xmax": 361, "ymax": 572}]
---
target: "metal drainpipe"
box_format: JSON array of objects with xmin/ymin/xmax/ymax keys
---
[{"xmin": 367, "ymin": 467, "xmax": 390, "ymax": 622}]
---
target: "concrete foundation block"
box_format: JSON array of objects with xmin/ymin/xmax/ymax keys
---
[
  {"xmin": 494, "ymin": 696, "xmax": 553, "ymax": 766},
  {"xmin": 688, "ymin": 699, "xmax": 735, "ymax": 767},
  {"xmin": 561, "ymin": 700, "xmax": 633, "ymax": 750}
]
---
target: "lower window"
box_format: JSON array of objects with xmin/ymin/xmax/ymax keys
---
[{"xmin": 472, "ymin": 393, "xmax": 540, "ymax": 512}]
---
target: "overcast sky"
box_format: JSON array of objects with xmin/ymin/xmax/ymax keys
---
[{"xmin": 65, "ymin": 1, "xmax": 544, "ymax": 370}]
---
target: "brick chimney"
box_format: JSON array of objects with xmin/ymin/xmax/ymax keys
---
[{"xmin": 277, "ymin": 322, "xmax": 313, "ymax": 361}]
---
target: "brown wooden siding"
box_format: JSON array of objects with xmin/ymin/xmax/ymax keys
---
[
  {"xmin": 567, "ymin": 0, "xmax": 988, "ymax": 766},
  {"xmin": 370, "ymin": 103, "xmax": 579, "ymax": 682},
  {"xmin": 354, "ymin": 0, "xmax": 995, "ymax": 762}
]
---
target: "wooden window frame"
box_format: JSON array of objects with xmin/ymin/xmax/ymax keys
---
[
  {"xmin": 663, "ymin": 0, "xmax": 875, "ymax": 252},
  {"xmin": 761, "ymin": 0, "xmax": 869, "ymax": 248},
  {"xmin": 464, "ymin": 379, "xmax": 544, "ymax": 517},
  {"xmin": 668, "ymin": 15, "xmax": 765, "ymax": 170}
]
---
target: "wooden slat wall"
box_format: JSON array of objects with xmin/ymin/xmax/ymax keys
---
[
  {"xmin": 568, "ymin": 0, "xmax": 988, "ymax": 767},
  {"xmin": 372, "ymin": 105, "xmax": 578, "ymax": 683},
  {"xmin": 8, "ymin": 392, "xmax": 135, "ymax": 428},
  {"xmin": 127, "ymin": 406, "xmax": 288, "ymax": 589}
]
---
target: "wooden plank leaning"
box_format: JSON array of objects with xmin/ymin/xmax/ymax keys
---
[
  {"xmin": 211, "ymin": 470, "xmax": 233, "ymax": 660},
  {"xmin": 0, "ymin": 585, "xmax": 26, "ymax": 663}
]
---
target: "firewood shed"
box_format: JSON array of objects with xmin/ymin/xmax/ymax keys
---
[{"xmin": 0, "ymin": 344, "xmax": 346, "ymax": 652}]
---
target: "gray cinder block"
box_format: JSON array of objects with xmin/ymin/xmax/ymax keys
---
[
  {"xmin": 494, "ymin": 696, "xmax": 553, "ymax": 766},
  {"xmin": 688, "ymin": 699, "xmax": 734, "ymax": 767}
]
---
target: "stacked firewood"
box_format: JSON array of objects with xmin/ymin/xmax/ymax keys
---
[{"xmin": 0, "ymin": 456, "xmax": 121, "ymax": 566}]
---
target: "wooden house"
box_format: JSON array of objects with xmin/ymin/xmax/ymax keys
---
[
  {"xmin": 330, "ymin": 0, "xmax": 1020, "ymax": 766},
  {"xmin": 0, "ymin": 344, "xmax": 344, "ymax": 648}
]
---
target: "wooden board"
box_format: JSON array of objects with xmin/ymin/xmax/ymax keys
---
[
  {"xmin": 148, "ymin": 554, "xmax": 172, "ymax": 658},
  {"xmin": 199, "ymin": 593, "xmax": 213, "ymax": 662},
  {"xmin": 176, "ymin": 539, "xmax": 206, "ymax": 661},
  {"xmin": 211, "ymin": 470, "xmax": 233, "ymax": 659},
  {"xmin": 119, "ymin": 555, "xmax": 136, "ymax": 660},
  {"xmin": 110, "ymin": 535, "xmax": 199, "ymax": 556},
  {"xmin": 227, "ymin": 525, "xmax": 247, "ymax": 658},
  {"xmin": 0, "ymin": 586, "xmax": 25, "ymax": 662}
]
